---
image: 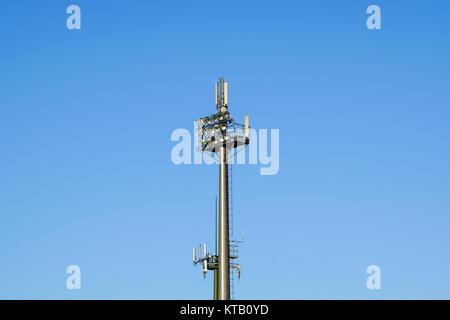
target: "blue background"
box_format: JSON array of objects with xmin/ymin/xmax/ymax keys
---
[{"xmin": 0, "ymin": 0, "xmax": 449, "ymax": 299}]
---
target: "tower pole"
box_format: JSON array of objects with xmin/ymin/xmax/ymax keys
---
[
  {"xmin": 218, "ymin": 144, "xmax": 230, "ymax": 300},
  {"xmin": 214, "ymin": 196, "xmax": 218, "ymax": 300},
  {"xmin": 215, "ymin": 196, "xmax": 218, "ymax": 255}
]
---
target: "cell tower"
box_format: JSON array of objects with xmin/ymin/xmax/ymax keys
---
[{"xmin": 192, "ymin": 78, "xmax": 249, "ymax": 300}]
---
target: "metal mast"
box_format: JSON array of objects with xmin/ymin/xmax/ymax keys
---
[
  {"xmin": 192, "ymin": 78, "xmax": 249, "ymax": 300},
  {"xmin": 217, "ymin": 77, "xmax": 230, "ymax": 300},
  {"xmin": 218, "ymin": 142, "xmax": 230, "ymax": 299}
]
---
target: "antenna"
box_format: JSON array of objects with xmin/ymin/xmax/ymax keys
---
[
  {"xmin": 192, "ymin": 78, "xmax": 250, "ymax": 300},
  {"xmin": 203, "ymin": 260, "xmax": 208, "ymax": 277},
  {"xmin": 195, "ymin": 119, "xmax": 202, "ymax": 152},
  {"xmin": 245, "ymin": 114, "xmax": 249, "ymax": 139},
  {"xmin": 237, "ymin": 262, "xmax": 241, "ymax": 280},
  {"xmin": 215, "ymin": 82, "xmax": 219, "ymax": 107},
  {"xmin": 224, "ymin": 81, "xmax": 228, "ymax": 107}
]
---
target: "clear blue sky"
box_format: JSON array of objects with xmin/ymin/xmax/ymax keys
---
[{"xmin": 1, "ymin": 0, "xmax": 449, "ymax": 299}]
